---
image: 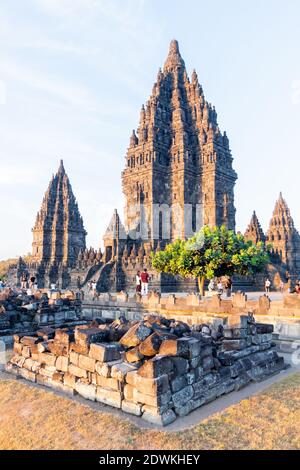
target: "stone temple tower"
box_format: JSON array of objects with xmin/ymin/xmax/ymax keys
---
[
  {"xmin": 32, "ymin": 160, "xmax": 86, "ymax": 269},
  {"xmin": 266, "ymin": 193, "xmax": 300, "ymax": 278},
  {"xmin": 121, "ymin": 40, "xmax": 237, "ymax": 249},
  {"xmin": 244, "ymin": 211, "xmax": 266, "ymax": 244}
]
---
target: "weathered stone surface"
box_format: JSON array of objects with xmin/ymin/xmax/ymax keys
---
[
  {"xmin": 78, "ymin": 354, "xmax": 96, "ymax": 372},
  {"xmin": 96, "ymin": 387, "xmax": 122, "ymax": 408},
  {"xmin": 171, "ymin": 375, "xmax": 187, "ymax": 393},
  {"xmin": 142, "ymin": 409, "xmax": 176, "ymax": 426},
  {"xmin": 125, "ymin": 346, "xmax": 144, "ymax": 363},
  {"xmin": 95, "ymin": 361, "xmax": 110, "ymax": 377},
  {"xmin": 63, "ymin": 372, "xmax": 77, "ymax": 388},
  {"xmin": 138, "ymin": 333, "xmax": 162, "ymax": 356},
  {"xmin": 133, "ymin": 389, "xmax": 172, "ymax": 407},
  {"xmin": 89, "ymin": 343, "xmax": 121, "ymax": 362},
  {"xmin": 69, "ymin": 351, "xmax": 79, "ymax": 366},
  {"xmin": 56, "ymin": 355, "xmax": 69, "ymax": 372},
  {"xmin": 111, "ymin": 362, "xmax": 138, "ymax": 382},
  {"xmin": 119, "ymin": 322, "xmax": 152, "ymax": 348},
  {"xmin": 68, "ymin": 364, "xmax": 88, "ymax": 378},
  {"xmin": 96, "ymin": 375, "xmax": 120, "ymax": 391},
  {"xmin": 75, "ymin": 328, "xmax": 107, "ymax": 348},
  {"xmin": 172, "ymin": 385, "xmax": 194, "ymax": 408},
  {"xmin": 75, "ymin": 381, "xmax": 96, "ymax": 401},
  {"xmin": 122, "ymin": 400, "xmax": 142, "ymax": 416},
  {"xmin": 127, "ymin": 372, "xmax": 169, "ymax": 397},
  {"xmin": 38, "ymin": 352, "xmax": 56, "ymax": 367},
  {"xmin": 171, "ymin": 357, "xmax": 189, "ymax": 375},
  {"xmin": 124, "ymin": 384, "xmax": 135, "ymax": 401},
  {"xmin": 137, "ymin": 356, "xmax": 173, "ymax": 378},
  {"xmin": 54, "ymin": 329, "xmax": 74, "ymax": 345}
]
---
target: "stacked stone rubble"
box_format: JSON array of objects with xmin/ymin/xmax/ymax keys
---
[
  {"xmin": 6, "ymin": 314, "xmax": 286, "ymax": 426},
  {"xmin": 0, "ymin": 288, "xmax": 82, "ymax": 336}
]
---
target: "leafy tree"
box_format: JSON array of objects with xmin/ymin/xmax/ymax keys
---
[{"xmin": 151, "ymin": 226, "xmax": 270, "ymax": 296}]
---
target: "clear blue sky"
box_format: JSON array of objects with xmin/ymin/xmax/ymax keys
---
[{"xmin": 0, "ymin": 0, "xmax": 299, "ymax": 259}]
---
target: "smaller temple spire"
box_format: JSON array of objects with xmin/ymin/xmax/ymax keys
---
[{"xmin": 244, "ymin": 211, "xmax": 266, "ymax": 244}]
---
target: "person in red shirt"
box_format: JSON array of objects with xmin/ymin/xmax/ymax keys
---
[{"xmin": 140, "ymin": 268, "xmax": 149, "ymax": 295}]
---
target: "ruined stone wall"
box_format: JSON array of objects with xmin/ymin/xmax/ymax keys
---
[{"xmin": 6, "ymin": 314, "xmax": 285, "ymax": 426}]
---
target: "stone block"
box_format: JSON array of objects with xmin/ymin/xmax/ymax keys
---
[
  {"xmin": 119, "ymin": 322, "xmax": 152, "ymax": 348},
  {"xmin": 222, "ymin": 339, "xmax": 247, "ymax": 351},
  {"xmin": 174, "ymin": 401, "xmax": 193, "ymax": 417},
  {"xmin": 56, "ymin": 355, "xmax": 69, "ymax": 372},
  {"xmin": 69, "ymin": 351, "xmax": 79, "ymax": 366},
  {"xmin": 138, "ymin": 333, "xmax": 162, "ymax": 356},
  {"xmin": 202, "ymin": 355, "xmax": 214, "ymax": 371},
  {"xmin": 54, "ymin": 329, "xmax": 74, "ymax": 346},
  {"xmin": 142, "ymin": 409, "xmax": 176, "ymax": 426},
  {"xmin": 22, "ymin": 346, "xmax": 31, "ymax": 358},
  {"xmin": 133, "ymin": 389, "xmax": 172, "ymax": 407},
  {"xmin": 39, "ymin": 365, "xmax": 56, "ymax": 378},
  {"xmin": 38, "ymin": 352, "xmax": 56, "ymax": 367},
  {"xmin": 124, "ymin": 384, "xmax": 135, "ymax": 401},
  {"xmin": 64, "ymin": 372, "xmax": 77, "ymax": 388},
  {"xmin": 78, "ymin": 354, "xmax": 96, "ymax": 372},
  {"xmin": 75, "ymin": 328, "xmax": 108, "ymax": 348},
  {"xmin": 20, "ymin": 336, "xmax": 41, "ymax": 346},
  {"xmin": 75, "ymin": 381, "xmax": 96, "ymax": 401},
  {"xmin": 110, "ymin": 362, "xmax": 138, "ymax": 381},
  {"xmin": 23, "ymin": 358, "xmax": 35, "ymax": 371},
  {"xmin": 172, "ymin": 385, "xmax": 194, "ymax": 408},
  {"xmin": 137, "ymin": 356, "xmax": 173, "ymax": 378},
  {"xmin": 127, "ymin": 372, "xmax": 170, "ymax": 396},
  {"xmin": 96, "ymin": 387, "xmax": 122, "ymax": 408},
  {"xmin": 122, "ymin": 400, "xmax": 142, "ymax": 416},
  {"xmin": 171, "ymin": 357, "xmax": 189, "ymax": 375},
  {"xmin": 13, "ymin": 342, "xmax": 23, "ymax": 354},
  {"xmin": 89, "ymin": 343, "xmax": 121, "ymax": 362},
  {"xmin": 96, "ymin": 375, "xmax": 120, "ymax": 391},
  {"xmin": 125, "ymin": 346, "xmax": 144, "ymax": 363},
  {"xmin": 68, "ymin": 364, "xmax": 88, "ymax": 378},
  {"xmin": 171, "ymin": 375, "xmax": 187, "ymax": 393}
]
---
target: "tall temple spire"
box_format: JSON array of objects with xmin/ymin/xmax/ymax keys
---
[
  {"xmin": 32, "ymin": 161, "xmax": 86, "ymax": 267},
  {"xmin": 122, "ymin": 39, "xmax": 237, "ymax": 241},
  {"xmin": 244, "ymin": 211, "xmax": 266, "ymax": 244}
]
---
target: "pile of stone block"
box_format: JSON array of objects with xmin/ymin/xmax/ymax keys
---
[
  {"xmin": 0, "ymin": 288, "xmax": 83, "ymax": 336},
  {"xmin": 6, "ymin": 313, "xmax": 286, "ymax": 426}
]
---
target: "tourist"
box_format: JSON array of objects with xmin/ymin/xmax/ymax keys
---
[
  {"xmin": 135, "ymin": 270, "xmax": 141, "ymax": 293},
  {"xmin": 265, "ymin": 278, "xmax": 271, "ymax": 294},
  {"xmin": 20, "ymin": 273, "xmax": 27, "ymax": 290},
  {"xmin": 217, "ymin": 279, "xmax": 223, "ymax": 296},
  {"xmin": 140, "ymin": 268, "xmax": 149, "ymax": 296},
  {"xmin": 225, "ymin": 278, "xmax": 232, "ymax": 297},
  {"xmin": 50, "ymin": 282, "xmax": 56, "ymax": 291},
  {"xmin": 29, "ymin": 274, "xmax": 36, "ymax": 289}
]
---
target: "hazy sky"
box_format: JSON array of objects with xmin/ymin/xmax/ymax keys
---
[{"xmin": 1, "ymin": 0, "xmax": 300, "ymax": 260}]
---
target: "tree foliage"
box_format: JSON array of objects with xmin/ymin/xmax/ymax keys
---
[{"xmin": 151, "ymin": 226, "xmax": 270, "ymax": 284}]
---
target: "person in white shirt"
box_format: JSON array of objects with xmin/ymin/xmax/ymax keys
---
[{"xmin": 265, "ymin": 278, "xmax": 271, "ymax": 293}]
